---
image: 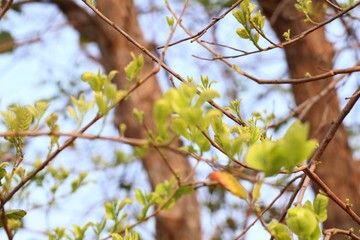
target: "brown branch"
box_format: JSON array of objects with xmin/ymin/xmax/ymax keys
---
[
  {"xmin": 324, "ymin": 228, "xmax": 360, "ymax": 240},
  {"xmin": 310, "ymin": 86, "xmax": 360, "ymax": 164},
  {"xmin": 0, "ymin": 0, "xmax": 13, "ymax": 19},
  {"xmin": 304, "ymin": 167, "xmax": 360, "ymax": 225},
  {"xmin": 202, "ymin": 61, "xmax": 360, "ymax": 85},
  {"xmin": 0, "ymin": 131, "xmax": 148, "ymax": 146},
  {"xmin": 0, "ymin": 199, "xmax": 12, "ymax": 240},
  {"xmin": 293, "ymin": 85, "xmax": 360, "ymax": 224},
  {"xmin": 248, "ymin": 64, "xmax": 360, "ymax": 85}
]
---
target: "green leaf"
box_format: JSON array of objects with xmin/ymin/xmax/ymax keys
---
[
  {"xmin": 245, "ymin": 140, "xmax": 282, "ymax": 176},
  {"xmin": 308, "ymin": 224, "xmax": 321, "ymax": 240},
  {"xmin": 4, "ymin": 209, "xmax": 27, "ymax": 220},
  {"xmin": 153, "ymin": 99, "xmax": 171, "ymax": 127},
  {"xmin": 107, "ymin": 70, "xmax": 118, "ymax": 82},
  {"xmin": 132, "ymin": 108, "xmax": 144, "ymax": 124},
  {"xmin": 86, "ymin": 0, "xmax": 95, "ymax": 5},
  {"xmin": 253, "ymin": 32, "xmax": 260, "ymax": 44},
  {"xmin": 236, "ymin": 28, "xmax": 250, "ymax": 39},
  {"xmin": 280, "ymin": 121, "xmax": 317, "ymax": 170},
  {"xmin": 0, "ymin": 166, "xmax": 8, "ymax": 180},
  {"xmin": 208, "ymin": 171, "xmax": 248, "ymax": 199},
  {"xmin": 105, "ymin": 202, "xmax": 115, "ymax": 220},
  {"xmin": 245, "ymin": 121, "xmax": 317, "ymax": 176},
  {"xmin": 173, "ymin": 185, "xmax": 194, "ymax": 201},
  {"xmin": 33, "ymin": 101, "xmax": 49, "ymax": 119},
  {"xmin": 166, "ymin": 16, "xmax": 175, "ymax": 27},
  {"xmin": 240, "ymin": 0, "xmax": 251, "ymax": 14},
  {"xmin": 0, "ymin": 209, "xmax": 27, "ymax": 227},
  {"xmin": 124, "ymin": 53, "xmax": 144, "ymax": 82},
  {"xmin": 46, "ymin": 113, "xmax": 58, "ymax": 129},
  {"xmin": 286, "ymin": 207, "xmax": 318, "ymax": 238},
  {"xmin": 171, "ymin": 117, "xmax": 189, "ymax": 138},
  {"xmin": 195, "ymin": 89, "xmax": 220, "ymax": 107},
  {"xmin": 135, "ymin": 189, "xmax": 146, "ymax": 205},
  {"xmin": 179, "ymin": 107, "xmax": 203, "ymax": 125},
  {"xmin": 0, "ymin": 31, "xmax": 15, "ymax": 54},
  {"xmin": 94, "ymin": 92, "xmax": 108, "ymax": 114},
  {"xmin": 268, "ymin": 220, "xmax": 292, "ymax": 240},
  {"xmin": 199, "ymin": 109, "xmax": 222, "ymax": 131},
  {"xmin": 313, "ymin": 193, "xmax": 329, "ymax": 222},
  {"xmin": 252, "ymin": 182, "xmax": 262, "ymax": 202},
  {"xmin": 82, "ymin": 72, "xmax": 102, "ymax": 91},
  {"xmin": 8, "ymin": 106, "xmax": 33, "ymax": 131},
  {"xmin": 232, "ymin": 9, "xmax": 246, "ymax": 25},
  {"xmin": 283, "ymin": 29, "xmax": 291, "ymax": 41},
  {"xmin": 103, "ymin": 83, "xmax": 119, "ymax": 104},
  {"xmin": 111, "ymin": 233, "xmax": 123, "ymax": 240},
  {"xmin": 191, "ymin": 127, "xmax": 211, "ymax": 152},
  {"xmin": 67, "ymin": 106, "xmax": 78, "ymax": 122}
]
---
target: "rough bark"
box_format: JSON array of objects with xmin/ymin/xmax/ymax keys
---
[
  {"xmin": 52, "ymin": 0, "xmax": 202, "ymax": 239},
  {"xmin": 258, "ymin": 0, "xmax": 360, "ymax": 231}
]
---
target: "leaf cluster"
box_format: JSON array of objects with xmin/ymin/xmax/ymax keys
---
[
  {"xmin": 269, "ymin": 193, "xmax": 329, "ymax": 240},
  {"xmin": 232, "ymin": 0, "xmax": 265, "ymax": 48},
  {"xmin": 81, "ymin": 70, "xmax": 125, "ymax": 115},
  {"xmin": 245, "ymin": 121, "xmax": 317, "ymax": 176}
]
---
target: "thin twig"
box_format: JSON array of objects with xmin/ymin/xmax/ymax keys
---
[
  {"xmin": 165, "ymin": 1, "xmax": 360, "ymax": 85},
  {"xmin": 304, "ymin": 167, "xmax": 360, "ymax": 224},
  {"xmin": 0, "ymin": 131, "xmax": 148, "ymax": 146},
  {"xmin": 233, "ymin": 175, "xmax": 303, "ymax": 239},
  {"xmin": 296, "ymin": 86, "xmax": 360, "ymax": 214},
  {"xmin": 323, "ymin": 228, "xmax": 360, "ymax": 240},
  {"xmin": 218, "ymin": 1, "xmax": 360, "ymax": 59},
  {"xmin": 0, "ymin": 199, "xmax": 12, "ymax": 239},
  {"xmin": 158, "ymin": 0, "xmax": 245, "ymax": 48},
  {"xmin": 267, "ymin": 74, "xmax": 344, "ymax": 129},
  {"xmin": 310, "ymin": 86, "xmax": 360, "ymax": 164}
]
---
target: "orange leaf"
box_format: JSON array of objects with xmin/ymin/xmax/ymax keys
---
[{"xmin": 208, "ymin": 171, "xmax": 248, "ymax": 199}]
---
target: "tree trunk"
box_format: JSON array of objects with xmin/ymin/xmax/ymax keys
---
[
  {"xmin": 53, "ymin": 0, "xmax": 202, "ymax": 239},
  {"xmin": 258, "ymin": 0, "xmax": 360, "ymax": 231}
]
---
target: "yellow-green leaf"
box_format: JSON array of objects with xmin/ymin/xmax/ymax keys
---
[
  {"xmin": 314, "ymin": 193, "xmax": 329, "ymax": 222},
  {"xmin": 208, "ymin": 171, "xmax": 248, "ymax": 199},
  {"xmin": 252, "ymin": 182, "xmax": 262, "ymax": 202}
]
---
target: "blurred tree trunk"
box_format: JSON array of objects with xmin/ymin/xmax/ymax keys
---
[
  {"xmin": 53, "ymin": 0, "xmax": 202, "ymax": 239},
  {"xmin": 258, "ymin": 0, "xmax": 360, "ymax": 232}
]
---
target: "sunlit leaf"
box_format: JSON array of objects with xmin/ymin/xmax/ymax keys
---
[
  {"xmin": 245, "ymin": 140, "xmax": 282, "ymax": 176},
  {"xmin": 314, "ymin": 193, "xmax": 328, "ymax": 222},
  {"xmin": 208, "ymin": 171, "xmax": 248, "ymax": 199},
  {"xmin": 0, "ymin": 209, "xmax": 27, "ymax": 227},
  {"xmin": 286, "ymin": 207, "xmax": 318, "ymax": 238},
  {"xmin": 196, "ymin": 89, "xmax": 220, "ymax": 107},
  {"xmin": 82, "ymin": 72, "xmax": 102, "ymax": 91},
  {"xmin": 236, "ymin": 28, "xmax": 250, "ymax": 39},
  {"xmin": 252, "ymin": 182, "xmax": 262, "ymax": 202},
  {"xmin": 124, "ymin": 53, "xmax": 144, "ymax": 82},
  {"xmin": 0, "ymin": 31, "xmax": 15, "ymax": 54},
  {"xmin": 268, "ymin": 220, "xmax": 292, "ymax": 240},
  {"xmin": 166, "ymin": 16, "xmax": 175, "ymax": 27}
]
